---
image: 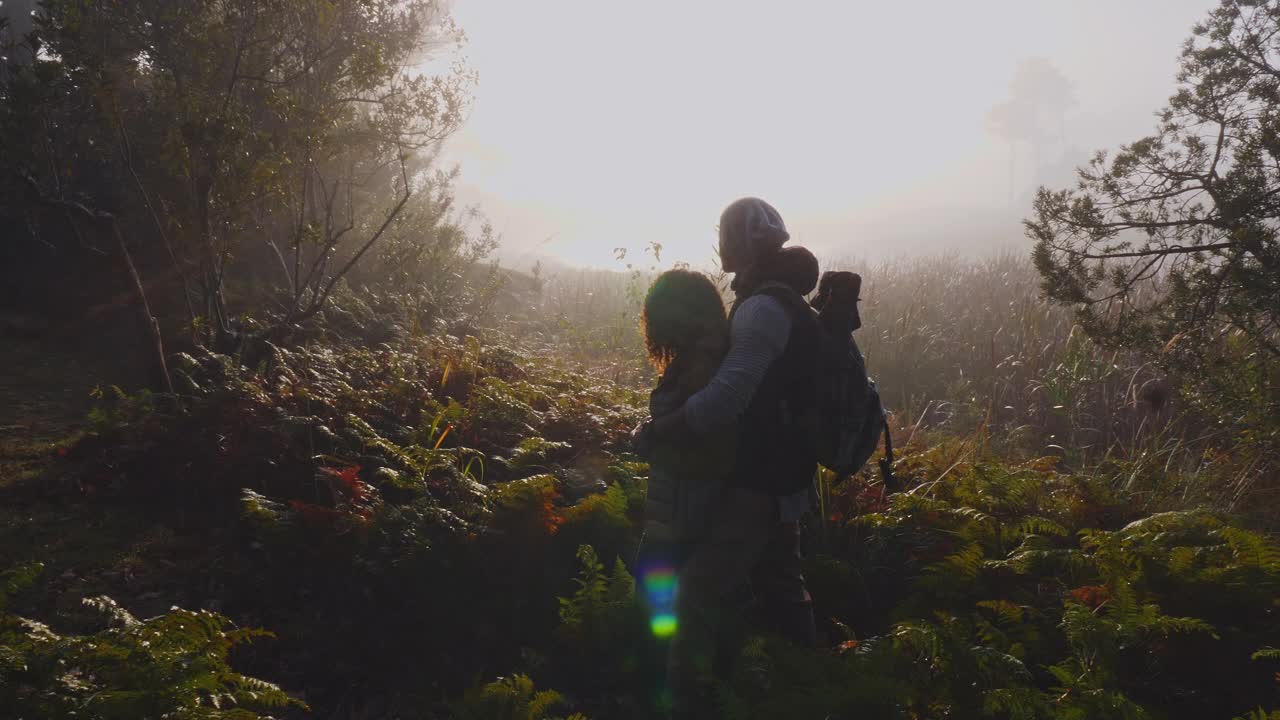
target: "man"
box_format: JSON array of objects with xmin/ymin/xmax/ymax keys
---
[{"xmin": 643, "ymin": 196, "xmax": 821, "ymax": 715}]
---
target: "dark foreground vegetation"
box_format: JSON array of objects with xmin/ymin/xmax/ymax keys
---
[
  {"xmin": 3, "ymin": 0, "xmax": 1280, "ymax": 718},
  {"xmin": 3, "ymin": 258, "xmax": 1277, "ymax": 719}
]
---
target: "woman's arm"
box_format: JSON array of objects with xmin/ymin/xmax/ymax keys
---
[{"xmin": 650, "ymin": 295, "xmax": 792, "ymax": 441}]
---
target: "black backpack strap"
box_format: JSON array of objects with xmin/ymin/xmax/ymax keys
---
[
  {"xmin": 878, "ymin": 419, "xmax": 901, "ymax": 493},
  {"xmin": 732, "ymin": 281, "xmax": 810, "ymax": 322}
]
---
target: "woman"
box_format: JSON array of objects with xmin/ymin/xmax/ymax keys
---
[{"xmin": 634, "ymin": 269, "xmax": 735, "ymax": 638}]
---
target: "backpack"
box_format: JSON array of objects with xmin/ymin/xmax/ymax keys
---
[
  {"xmin": 814, "ymin": 334, "xmax": 892, "ymax": 478},
  {"xmin": 811, "ymin": 272, "xmax": 899, "ymax": 490},
  {"xmin": 741, "ymin": 275, "xmax": 898, "ymax": 493}
]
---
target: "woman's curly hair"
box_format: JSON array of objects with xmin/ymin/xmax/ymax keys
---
[{"xmin": 641, "ymin": 269, "xmax": 728, "ymax": 373}]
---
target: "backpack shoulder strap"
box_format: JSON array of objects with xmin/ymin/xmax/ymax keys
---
[
  {"xmin": 731, "ymin": 281, "xmax": 813, "ymax": 325},
  {"xmin": 879, "ymin": 419, "xmax": 901, "ymax": 493}
]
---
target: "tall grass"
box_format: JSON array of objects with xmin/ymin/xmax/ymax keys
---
[
  {"xmin": 487, "ymin": 251, "xmax": 1277, "ymax": 512},
  {"xmin": 850, "ymin": 253, "xmax": 1166, "ymax": 458},
  {"xmin": 491, "ymin": 264, "xmax": 655, "ymax": 385},
  {"xmin": 834, "ymin": 253, "xmax": 1276, "ymax": 512}
]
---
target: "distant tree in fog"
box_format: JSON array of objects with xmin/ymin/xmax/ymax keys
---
[{"xmin": 988, "ymin": 58, "xmax": 1077, "ymax": 205}]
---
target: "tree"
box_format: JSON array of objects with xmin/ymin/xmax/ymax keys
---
[
  {"xmin": 988, "ymin": 58, "xmax": 1076, "ymax": 205},
  {"xmin": 1027, "ymin": 0, "xmax": 1280, "ymax": 432},
  {"xmin": 2, "ymin": 0, "xmax": 474, "ymax": 348},
  {"xmin": 0, "ymin": 1, "xmax": 35, "ymax": 59}
]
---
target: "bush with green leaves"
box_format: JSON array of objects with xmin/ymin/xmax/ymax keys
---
[
  {"xmin": 452, "ymin": 673, "xmax": 588, "ymax": 720},
  {"xmin": 797, "ymin": 440, "xmax": 1280, "ymax": 720},
  {"xmin": 1, "ymin": 564, "xmax": 301, "ymax": 720}
]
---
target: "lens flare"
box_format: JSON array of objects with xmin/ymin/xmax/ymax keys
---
[
  {"xmin": 641, "ymin": 565, "xmax": 678, "ymax": 638},
  {"xmin": 643, "ymin": 567, "xmax": 676, "ymax": 599},
  {"xmin": 650, "ymin": 613, "xmax": 677, "ymax": 638}
]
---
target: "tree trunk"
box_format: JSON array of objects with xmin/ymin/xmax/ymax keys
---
[
  {"xmin": 1008, "ymin": 141, "xmax": 1016, "ymax": 208},
  {"xmin": 112, "ymin": 223, "xmax": 179, "ymax": 407}
]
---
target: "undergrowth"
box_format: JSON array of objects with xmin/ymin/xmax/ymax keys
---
[
  {"xmin": 1, "ymin": 563, "xmax": 303, "ymax": 719},
  {"xmin": 2, "ymin": 311, "xmax": 1277, "ymax": 718}
]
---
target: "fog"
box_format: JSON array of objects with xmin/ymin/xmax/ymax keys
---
[{"xmin": 435, "ymin": 0, "xmax": 1219, "ymax": 270}]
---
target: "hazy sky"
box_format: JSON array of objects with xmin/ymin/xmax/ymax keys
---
[{"xmin": 436, "ymin": 0, "xmax": 1220, "ymax": 270}]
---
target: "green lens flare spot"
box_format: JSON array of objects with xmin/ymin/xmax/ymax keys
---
[{"xmin": 650, "ymin": 613, "xmax": 677, "ymax": 638}]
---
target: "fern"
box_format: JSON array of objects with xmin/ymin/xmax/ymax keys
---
[
  {"xmin": 559, "ymin": 545, "xmax": 609, "ymax": 636},
  {"xmin": 452, "ymin": 674, "xmax": 587, "ymax": 720},
  {"xmin": 557, "ymin": 544, "xmax": 637, "ymax": 651},
  {"xmin": 509, "ymin": 436, "xmax": 574, "ymax": 470},
  {"xmin": 1233, "ymin": 710, "xmax": 1280, "ymax": 720},
  {"xmin": 1012, "ymin": 515, "xmax": 1069, "ymax": 539},
  {"xmin": 982, "ymin": 686, "xmax": 1050, "ymax": 720},
  {"xmin": 1, "ymin": 599, "xmax": 302, "ymax": 719},
  {"xmin": 0, "ymin": 562, "xmax": 44, "ymax": 611},
  {"xmin": 927, "ymin": 542, "xmax": 985, "ymax": 580},
  {"xmin": 606, "ymin": 556, "xmax": 635, "ymax": 605}
]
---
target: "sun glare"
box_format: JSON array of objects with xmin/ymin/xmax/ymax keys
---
[{"xmin": 437, "ymin": 0, "xmax": 1218, "ymax": 269}]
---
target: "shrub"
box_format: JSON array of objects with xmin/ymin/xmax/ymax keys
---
[{"xmin": 0, "ymin": 564, "xmax": 300, "ymax": 719}]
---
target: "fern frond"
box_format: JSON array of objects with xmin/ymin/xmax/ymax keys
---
[
  {"xmin": 1012, "ymin": 516, "xmax": 1069, "ymax": 538},
  {"xmin": 926, "ymin": 543, "xmax": 985, "ymax": 580}
]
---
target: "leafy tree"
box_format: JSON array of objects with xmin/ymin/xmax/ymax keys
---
[
  {"xmin": 1027, "ymin": 0, "xmax": 1280, "ymax": 444},
  {"xmin": 2, "ymin": 0, "xmax": 474, "ymax": 347}
]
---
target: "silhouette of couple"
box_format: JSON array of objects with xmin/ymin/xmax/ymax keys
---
[{"xmin": 633, "ymin": 197, "xmax": 858, "ymax": 717}]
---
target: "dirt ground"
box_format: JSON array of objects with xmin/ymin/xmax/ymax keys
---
[
  {"xmin": 0, "ymin": 333, "xmax": 197, "ymax": 621},
  {"xmin": 0, "ymin": 336, "xmax": 100, "ymax": 488}
]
